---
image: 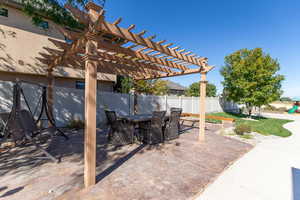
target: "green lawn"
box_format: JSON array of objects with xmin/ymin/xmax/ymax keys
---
[{"xmin": 208, "ymin": 112, "xmax": 293, "ymax": 137}]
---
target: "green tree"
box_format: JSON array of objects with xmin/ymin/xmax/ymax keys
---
[
  {"xmin": 114, "ymin": 76, "xmax": 169, "ymax": 95},
  {"xmin": 185, "ymin": 82, "xmax": 217, "ymax": 97},
  {"xmin": 134, "ymin": 80, "xmax": 152, "ymax": 94},
  {"xmin": 134, "ymin": 80, "xmax": 169, "ymax": 95},
  {"xmin": 114, "ymin": 76, "xmax": 134, "ymax": 93},
  {"xmin": 221, "ymin": 48, "xmax": 284, "ymax": 116},
  {"xmin": 151, "ymin": 80, "xmax": 169, "ymax": 95}
]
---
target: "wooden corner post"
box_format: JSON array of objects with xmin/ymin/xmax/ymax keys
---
[
  {"xmin": 199, "ymin": 72, "xmax": 207, "ymax": 142},
  {"xmin": 47, "ymin": 68, "xmax": 54, "ymax": 125},
  {"xmin": 84, "ymin": 2, "xmax": 102, "ymax": 188},
  {"xmin": 84, "ymin": 41, "xmax": 98, "ymax": 187}
]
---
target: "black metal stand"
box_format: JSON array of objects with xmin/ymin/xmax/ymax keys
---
[{"xmin": 0, "ymin": 80, "xmax": 68, "ymax": 162}]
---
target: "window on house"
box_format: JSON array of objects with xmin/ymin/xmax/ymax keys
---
[
  {"xmin": 75, "ymin": 81, "xmax": 85, "ymax": 89},
  {"xmin": 38, "ymin": 20, "xmax": 49, "ymax": 29},
  {"xmin": 0, "ymin": 8, "xmax": 8, "ymax": 17}
]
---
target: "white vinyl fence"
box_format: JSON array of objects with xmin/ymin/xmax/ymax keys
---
[
  {"xmin": 0, "ymin": 81, "xmax": 239, "ymax": 127},
  {"xmin": 136, "ymin": 95, "xmax": 237, "ymax": 114}
]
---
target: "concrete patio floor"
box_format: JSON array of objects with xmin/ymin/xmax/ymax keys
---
[
  {"xmin": 198, "ymin": 113, "xmax": 300, "ymax": 200},
  {"xmin": 0, "ymin": 123, "xmax": 252, "ymax": 200}
]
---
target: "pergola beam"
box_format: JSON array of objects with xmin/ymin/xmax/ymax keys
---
[
  {"xmin": 136, "ymin": 65, "xmax": 214, "ymax": 80},
  {"xmin": 48, "ymin": 37, "xmax": 87, "ymax": 69},
  {"xmin": 63, "ymin": 53, "xmax": 163, "ymax": 78},
  {"xmin": 43, "ymin": 46, "xmax": 173, "ymax": 74},
  {"xmin": 48, "ymin": 38, "xmax": 189, "ymax": 71},
  {"xmin": 135, "ymin": 68, "xmax": 202, "ymax": 80},
  {"xmin": 96, "ymin": 51, "xmax": 173, "ymax": 73},
  {"xmin": 37, "ymin": 52, "xmax": 168, "ymax": 78}
]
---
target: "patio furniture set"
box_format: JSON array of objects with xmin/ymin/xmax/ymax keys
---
[{"xmin": 105, "ymin": 107, "xmax": 182, "ymax": 146}]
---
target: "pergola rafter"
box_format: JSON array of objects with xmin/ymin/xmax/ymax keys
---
[
  {"xmin": 62, "ymin": 4, "xmax": 208, "ymax": 67},
  {"xmin": 36, "ymin": 2, "xmax": 214, "ymax": 188},
  {"xmin": 47, "ymin": 37, "xmax": 191, "ymax": 73}
]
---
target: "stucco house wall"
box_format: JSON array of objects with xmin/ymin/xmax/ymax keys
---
[{"xmin": 0, "ymin": 1, "xmax": 116, "ymax": 91}]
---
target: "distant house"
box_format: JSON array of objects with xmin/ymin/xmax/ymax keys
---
[
  {"xmin": 165, "ymin": 80, "xmax": 186, "ymax": 96},
  {"xmin": 0, "ymin": 0, "xmax": 116, "ymax": 91}
]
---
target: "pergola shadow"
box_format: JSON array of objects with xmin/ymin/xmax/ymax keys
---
[{"xmin": 96, "ymin": 143, "xmax": 146, "ymax": 183}]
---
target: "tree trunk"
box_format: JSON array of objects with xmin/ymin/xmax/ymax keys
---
[{"xmin": 246, "ymin": 104, "xmax": 252, "ymax": 117}]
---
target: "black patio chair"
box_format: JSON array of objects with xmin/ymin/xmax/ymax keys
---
[
  {"xmin": 164, "ymin": 110, "xmax": 181, "ymax": 141},
  {"xmin": 170, "ymin": 107, "xmax": 182, "ymax": 130},
  {"xmin": 105, "ymin": 110, "xmax": 134, "ymax": 146},
  {"xmin": 139, "ymin": 111, "xmax": 166, "ymax": 144},
  {"xmin": 170, "ymin": 107, "xmax": 182, "ymax": 114}
]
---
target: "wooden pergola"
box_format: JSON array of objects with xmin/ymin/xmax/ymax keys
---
[{"xmin": 37, "ymin": 2, "xmax": 213, "ymax": 188}]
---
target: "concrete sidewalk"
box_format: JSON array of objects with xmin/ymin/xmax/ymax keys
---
[{"xmin": 198, "ymin": 113, "xmax": 300, "ymax": 200}]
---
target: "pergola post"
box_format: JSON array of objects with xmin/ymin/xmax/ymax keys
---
[
  {"xmin": 47, "ymin": 68, "xmax": 54, "ymax": 126},
  {"xmin": 84, "ymin": 39, "xmax": 98, "ymax": 187},
  {"xmin": 83, "ymin": 2, "xmax": 103, "ymax": 188},
  {"xmin": 199, "ymin": 72, "xmax": 207, "ymax": 142}
]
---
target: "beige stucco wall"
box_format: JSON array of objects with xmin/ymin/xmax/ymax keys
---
[
  {"xmin": 0, "ymin": 71, "xmax": 114, "ymax": 92},
  {"xmin": 0, "ymin": 2, "xmax": 116, "ymax": 87}
]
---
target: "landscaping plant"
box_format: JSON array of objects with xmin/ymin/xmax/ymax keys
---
[{"xmin": 234, "ymin": 124, "xmax": 251, "ymax": 135}]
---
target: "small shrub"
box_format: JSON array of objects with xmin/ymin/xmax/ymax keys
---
[
  {"xmin": 234, "ymin": 124, "xmax": 251, "ymax": 135},
  {"xmin": 66, "ymin": 119, "xmax": 85, "ymax": 130}
]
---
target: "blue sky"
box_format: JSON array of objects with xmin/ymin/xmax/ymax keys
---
[{"xmin": 103, "ymin": 0, "xmax": 300, "ymax": 97}]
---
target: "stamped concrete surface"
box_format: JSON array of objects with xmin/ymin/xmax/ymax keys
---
[
  {"xmin": 199, "ymin": 113, "xmax": 300, "ymax": 200},
  {"xmin": 0, "ymin": 123, "xmax": 252, "ymax": 200},
  {"xmin": 57, "ymin": 125, "xmax": 252, "ymax": 200}
]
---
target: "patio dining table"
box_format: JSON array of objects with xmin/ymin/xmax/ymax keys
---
[
  {"xmin": 119, "ymin": 114, "xmax": 153, "ymax": 123},
  {"xmin": 119, "ymin": 114, "xmax": 170, "ymax": 143},
  {"xmin": 119, "ymin": 114, "xmax": 170, "ymax": 123}
]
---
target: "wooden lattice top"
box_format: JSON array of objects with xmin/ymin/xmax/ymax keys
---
[{"xmin": 37, "ymin": 2, "xmax": 213, "ymax": 80}]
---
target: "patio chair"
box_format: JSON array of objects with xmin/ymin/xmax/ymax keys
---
[
  {"xmin": 105, "ymin": 110, "xmax": 134, "ymax": 146},
  {"xmin": 0, "ymin": 112, "xmax": 14, "ymax": 139},
  {"xmin": 0, "ymin": 110, "xmax": 59, "ymax": 163},
  {"xmin": 170, "ymin": 107, "xmax": 182, "ymax": 130},
  {"xmin": 164, "ymin": 110, "xmax": 181, "ymax": 141},
  {"xmin": 139, "ymin": 111, "xmax": 166, "ymax": 144},
  {"xmin": 170, "ymin": 107, "xmax": 182, "ymax": 113}
]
